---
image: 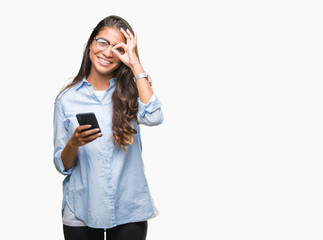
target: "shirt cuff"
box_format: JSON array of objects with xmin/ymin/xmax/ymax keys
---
[
  {"xmin": 137, "ymin": 94, "xmax": 161, "ymax": 117},
  {"xmin": 54, "ymin": 150, "xmax": 74, "ymax": 175}
]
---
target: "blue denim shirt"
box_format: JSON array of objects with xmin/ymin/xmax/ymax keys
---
[{"xmin": 53, "ymin": 77, "xmax": 163, "ymax": 228}]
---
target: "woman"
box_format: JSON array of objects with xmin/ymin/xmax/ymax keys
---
[{"xmin": 53, "ymin": 15, "xmax": 163, "ymax": 240}]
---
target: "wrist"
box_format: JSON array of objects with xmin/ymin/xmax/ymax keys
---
[
  {"xmin": 133, "ymin": 71, "xmax": 152, "ymax": 86},
  {"xmin": 130, "ymin": 63, "xmax": 144, "ymax": 76},
  {"xmin": 69, "ymin": 137, "xmax": 80, "ymax": 149}
]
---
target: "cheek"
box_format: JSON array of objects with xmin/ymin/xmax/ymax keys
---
[
  {"xmin": 115, "ymin": 57, "xmax": 122, "ymax": 64},
  {"xmin": 113, "ymin": 57, "xmax": 122, "ymax": 68},
  {"xmin": 89, "ymin": 47, "xmax": 97, "ymax": 63},
  {"xmin": 89, "ymin": 50, "xmax": 94, "ymax": 64}
]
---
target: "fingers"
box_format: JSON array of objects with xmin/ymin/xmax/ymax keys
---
[
  {"xmin": 73, "ymin": 125, "xmax": 102, "ymax": 146},
  {"xmin": 120, "ymin": 28, "xmax": 131, "ymax": 42},
  {"xmin": 113, "ymin": 29, "xmax": 138, "ymax": 67},
  {"xmin": 120, "ymin": 28, "xmax": 137, "ymax": 46},
  {"xmin": 76, "ymin": 124, "xmax": 92, "ymax": 132},
  {"xmin": 112, "ymin": 42, "xmax": 126, "ymax": 58},
  {"xmin": 113, "ymin": 42, "xmax": 126, "ymax": 49},
  {"xmin": 112, "ymin": 30, "xmax": 137, "ymax": 58},
  {"xmin": 78, "ymin": 131, "xmax": 102, "ymax": 146},
  {"xmin": 126, "ymin": 29, "xmax": 134, "ymax": 42},
  {"xmin": 80, "ymin": 128, "xmax": 101, "ymax": 138}
]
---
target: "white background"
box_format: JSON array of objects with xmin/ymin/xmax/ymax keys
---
[{"xmin": 0, "ymin": 0, "xmax": 322, "ymax": 239}]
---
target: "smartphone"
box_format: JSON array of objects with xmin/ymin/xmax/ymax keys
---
[{"xmin": 76, "ymin": 112, "xmax": 102, "ymax": 137}]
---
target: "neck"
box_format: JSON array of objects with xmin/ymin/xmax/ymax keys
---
[{"xmin": 87, "ymin": 70, "xmax": 113, "ymax": 90}]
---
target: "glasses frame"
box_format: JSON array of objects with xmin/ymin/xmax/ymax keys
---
[{"xmin": 93, "ymin": 37, "xmax": 124, "ymax": 54}]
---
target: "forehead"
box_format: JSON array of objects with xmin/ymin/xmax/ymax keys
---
[{"xmin": 96, "ymin": 27, "xmax": 125, "ymax": 44}]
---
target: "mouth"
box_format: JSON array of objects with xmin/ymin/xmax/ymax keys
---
[{"xmin": 98, "ymin": 57, "xmax": 112, "ymax": 66}]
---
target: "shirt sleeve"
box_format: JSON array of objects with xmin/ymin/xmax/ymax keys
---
[
  {"xmin": 137, "ymin": 93, "xmax": 164, "ymax": 126},
  {"xmin": 53, "ymin": 99, "xmax": 74, "ymax": 175}
]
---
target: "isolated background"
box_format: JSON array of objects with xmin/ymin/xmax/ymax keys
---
[{"xmin": 0, "ymin": 0, "xmax": 322, "ymax": 239}]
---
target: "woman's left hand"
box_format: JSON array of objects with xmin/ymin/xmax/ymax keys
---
[{"xmin": 112, "ymin": 28, "xmax": 140, "ymax": 68}]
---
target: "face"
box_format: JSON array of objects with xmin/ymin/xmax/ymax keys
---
[{"xmin": 89, "ymin": 27, "xmax": 125, "ymax": 78}]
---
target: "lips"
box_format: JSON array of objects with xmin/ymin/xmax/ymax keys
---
[{"xmin": 98, "ymin": 57, "xmax": 112, "ymax": 66}]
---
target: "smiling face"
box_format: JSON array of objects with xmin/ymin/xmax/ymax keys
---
[{"xmin": 88, "ymin": 27, "xmax": 125, "ymax": 79}]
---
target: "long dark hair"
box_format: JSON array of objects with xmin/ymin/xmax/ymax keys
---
[{"xmin": 58, "ymin": 15, "xmax": 139, "ymax": 151}]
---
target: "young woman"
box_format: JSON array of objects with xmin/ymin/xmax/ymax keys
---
[{"xmin": 53, "ymin": 15, "xmax": 163, "ymax": 240}]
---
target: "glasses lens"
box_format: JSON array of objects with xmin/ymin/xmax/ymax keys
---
[{"xmin": 96, "ymin": 39, "xmax": 108, "ymax": 51}]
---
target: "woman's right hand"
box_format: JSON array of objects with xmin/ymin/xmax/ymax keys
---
[
  {"xmin": 70, "ymin": 125, "xmax": 102, "ymax": 147},
  {"xmin": 61, "ymin": 125, "xmax": 101, "ymax": 171}
]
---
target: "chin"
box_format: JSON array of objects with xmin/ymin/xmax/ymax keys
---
[{"xmin": 95, "ymin": 65, "xmax": 119, "ymax": 77}]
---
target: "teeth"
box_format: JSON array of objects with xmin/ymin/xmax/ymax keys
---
[{"xmin": 99, "ymin": 58, "xmax": 111, "ymax": 64}]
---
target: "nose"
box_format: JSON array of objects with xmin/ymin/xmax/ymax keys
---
[{"xmin": 103, "ymin": 45, "xmax": 114, "ymax": 57}]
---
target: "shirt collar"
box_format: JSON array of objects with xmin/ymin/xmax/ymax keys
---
[{"xmin": 75, "ymin": 77, "xmax": 116, "ymax": 91}]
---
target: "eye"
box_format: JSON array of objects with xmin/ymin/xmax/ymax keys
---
[
  {"xmin": 97, "ymin": 39, "xmax": 108, "ymax": 47},
  {"xmin": 117, "ymin": 48, "xmax": 125, "ymax": 54}
]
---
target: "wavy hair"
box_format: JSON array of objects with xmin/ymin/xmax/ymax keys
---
[{"xmin": 57, "ymin": 15, "xmax": 139, "ymax": 151}]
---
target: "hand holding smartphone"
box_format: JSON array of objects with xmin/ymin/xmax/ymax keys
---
[{"xmin": 76, "ymin": 112, "xmax": 102, "ymax": 137}]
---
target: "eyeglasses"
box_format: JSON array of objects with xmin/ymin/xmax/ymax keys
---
[{"xmin": 93, "ymin": 37, "xmax": 125, "ymax": 54}]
